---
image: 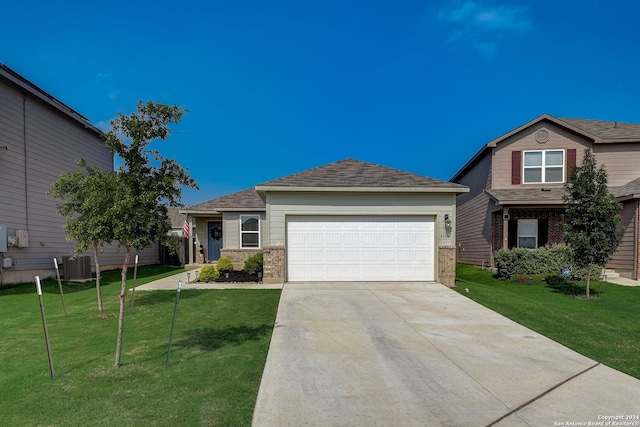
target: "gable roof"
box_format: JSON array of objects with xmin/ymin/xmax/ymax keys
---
[
  {"xmin": 452, "ymin": 114, "xmax": 640, "ymax": 182},
  {"xmin": 255, "ymin": 158, "xmax": 468, "ymax": 193},
  {"xmin": 185, "ymin": 188, "xmax": 266, "ymax": 213},
  {"xmin": 558, "ymin": 118, "xmax": 640, "ymax": 141}
]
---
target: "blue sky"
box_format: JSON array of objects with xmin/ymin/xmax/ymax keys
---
[{"xmin": 3, "ymin": 1, "xmax": 640, "ymax": 205}]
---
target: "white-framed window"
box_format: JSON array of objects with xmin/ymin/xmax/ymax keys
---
[
  {"xmin": 240, "ymin": 215, "xmax": 260, "ymax": 248},
  {"xmin": 517, "ymin": 219, "xmax": 538, "ymax": 248},
  {"xmin": 523, "ymin": 150, "xmax": 564, "ymax": 183}
]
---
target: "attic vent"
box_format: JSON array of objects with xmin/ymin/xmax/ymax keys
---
[{"xmin": 536, "ymin": 129, "xmax": 550, "ymax": 143}]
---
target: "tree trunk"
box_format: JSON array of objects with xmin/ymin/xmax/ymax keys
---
[
  {"xmin": 93, "ymin": 244, "xmax": 103, "ymax": 314},
  {"xmin": 115, "ymin": 246, "xmax": 131, "ymax": 367},
  {"xmin": 585, "ymin": 268, "xmax": 591, "ymax": 299}
]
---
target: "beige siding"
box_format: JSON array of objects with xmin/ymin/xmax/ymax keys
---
[
  {"xmin": 608, "ymin": 201, "xmax": 636, "ymax": 273},
  {"xmin": 454, "ymin": 151, "xmax": 494, "ymax": 265},
  {"xmin": 266, "ymin": 191, "xmax": 457, "ymax": 265},
  {"xmin": 592, "ymin": 144, "xmax": 640, "ymax": 187},
  {"xmin": 0, "ymin": 78, "xmax": 157, "ymax": 282},
  {"xmin": 492, "ymin": 122, "xmax": 592, "ymax": 190}
]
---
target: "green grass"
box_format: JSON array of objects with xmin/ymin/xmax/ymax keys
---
[
  {"xmin": 455, "ymin": 263, "xmax": 640, "ymax": 379},
  {"xmin": 0, "ymin": 265, "xmax": 281, "ymax": 426}
]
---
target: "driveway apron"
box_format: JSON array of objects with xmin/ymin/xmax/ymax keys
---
[{"xmin": 252, "ymin": 282, "xmax": 640, "ymax": 426}]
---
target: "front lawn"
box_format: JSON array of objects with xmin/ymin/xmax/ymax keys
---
[
  {"xmin": 0, "ymin": 266, "xmax": 281, "ymax": 427},
  {"xmin": 455, "ymin": 263, "xmax": 640, "ymax": 379}
]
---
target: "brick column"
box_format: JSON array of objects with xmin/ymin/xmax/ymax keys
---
[
  {"xmin": 263, "ymin": 245, "xmax": 285, "ymax": 284},
  {"xmin": 438, "ymin": 245, "xmax": 456, "ymax": 287}
]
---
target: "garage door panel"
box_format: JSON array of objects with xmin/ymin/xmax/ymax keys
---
[{"xmin": 287, "ymin": 216, "xmax": 435, "ymax": 282}]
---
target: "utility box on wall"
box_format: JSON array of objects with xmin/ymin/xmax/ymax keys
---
[
  {"xmin": 0, "ymin": 224, "xmax": 7, "ymax": 252},
  {"xmin": 16, "ymin": 230, "xmax": 29, "ymax": 248}
]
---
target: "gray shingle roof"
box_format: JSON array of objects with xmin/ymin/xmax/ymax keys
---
[
  {"xmin": 189, "ymin": 188, "xmax": 265, "ymax": 211},
  {"xmin": 485, "ymin": 188, "xmax": 566, "ymax": 204},
  {"xmin": 558, "ymin": 118, "xmax": 640, "ymax": 140},
  {"xmin": 167, "ymin": 207, "xmax": 185, "ymax": 228},
  {"xmin": 256, "ymin": 158, "xmax": 467, "ymax": 190},
  {"xmin": 611, "ymin": 177, "xmax": 640, "ymax": 199}
]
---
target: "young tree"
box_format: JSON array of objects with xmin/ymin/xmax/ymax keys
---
[
  {"xmin": 563, "ymin": 148, "xmax": 624, "ymax": 298},
  {"xmin": 103, "ymin": 101, "xmax": 198, "ymax": 366},
  {"xmin": 49, "ymin": 159, "xmax": 119, "ymax": 314}
]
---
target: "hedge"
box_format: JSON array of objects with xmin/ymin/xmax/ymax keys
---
[{"xmin": 494, "ymin": 244, "xmax": 601, "ymax": 281}]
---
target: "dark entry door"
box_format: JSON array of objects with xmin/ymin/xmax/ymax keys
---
[{"xmin": 207, "ymin": 221, "xmax": 223, "ymax": 261}]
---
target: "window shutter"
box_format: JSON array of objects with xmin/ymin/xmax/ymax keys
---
[
  {"xmin": 538, "ymin": 219, "xmax": 548, "ymax": 247},
  {"xmin": 566, "ymin": 149, "xmax": 577, "ymax": 182},
  {"xmin": 508, "ymin": 220, "xmax": 518, "ymax": 249},
  {"xmin": 511, "ymin": 151, "xmax": 521, "ymax": 185}
]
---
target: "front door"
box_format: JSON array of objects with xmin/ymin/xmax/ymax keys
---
[{"xmin": 207, "ymin": 221, "xmax": 223, "ymax": 261}]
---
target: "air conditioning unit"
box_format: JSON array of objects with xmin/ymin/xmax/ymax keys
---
[{"xmin": 62, "ymin": 256, "xmax": 92, "ymax": 281}]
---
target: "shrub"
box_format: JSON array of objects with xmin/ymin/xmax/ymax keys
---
[
  {"xmin": 197, "ymin": 265, "xmax": 219, "ymax": 282},
  {"xmin": 216, "ymin": 257, "xmax": 234, "ymax": 273},
  {"xmin": 244, "ymin": 252, "xmax": 263, "ymax": 275},
  {"xmin": 494, "ymin": 244, "xmax": 570, "ymax": 280},
  {"xmin": 494, "ymin": 244, "xmax": 604, "ymax": 281}
]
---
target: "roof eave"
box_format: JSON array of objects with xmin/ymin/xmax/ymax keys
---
[
  {"xmin": 255, "ymin": 185, "xmax": 469, "ymax": 194},
  {"xmin": 0, "ymin": 64, "xmax": 102, "ymax": 137},
  {"xmin": 496, "ymin": 200, "xmax": 565, "ymax": 206},
  {"xmin": 596, "ymin": 138, "xmax": 640, "ymax": 144},
  {"xmin": 180, "ymin": 209, "xmax": 220, "ymax": 215}
]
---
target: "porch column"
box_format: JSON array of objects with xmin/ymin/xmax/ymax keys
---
[{"xmin": 502, "ymin": 207, "xmax": 510, "ymax": 250}]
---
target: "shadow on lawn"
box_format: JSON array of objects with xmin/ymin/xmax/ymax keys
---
[
  {"xmin": 0, "ymin": 266, "xmax": 183, "ymax": 297},
  {"xmin": 176, "ymin": 324, "xmax": 273, "ymax": 352},
  {"xmin": 545, "ymin": 279, "xmax": 590, "ymax": 296},
  {"xmin": 132, "ymin": 289, "xmax": 205, "ymax": 306},
  {"xmin": 0, "ymin": 278, "xmax": 102, "ymax": 296}
]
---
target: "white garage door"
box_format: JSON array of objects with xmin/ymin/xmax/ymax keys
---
[{"xmin": 287, "ymin": 215, "xmax": 435, "ymax": 282}]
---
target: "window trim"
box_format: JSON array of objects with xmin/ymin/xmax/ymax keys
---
[
  {"xmin": 522, "ymin": 149, "xmax": 565, "ymax": 184},
  {"xmin": 240, "ymin": 215, "xmax": 261, "ymax": 248}
]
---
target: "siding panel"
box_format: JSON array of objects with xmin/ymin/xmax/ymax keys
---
[
  {"xmin": 0, "ymin": 76, "xmax": 156, "ymax": 280},
  {"xmin": 454, "ymin": 151, "xmax": 494, "ymax": 265}
]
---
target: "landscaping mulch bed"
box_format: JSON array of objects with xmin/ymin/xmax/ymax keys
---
[{"xmin": 216, "ymin": 270, "xmax": 261, "ymax": 283}]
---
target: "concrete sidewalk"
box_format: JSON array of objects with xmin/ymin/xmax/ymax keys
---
[
  {"xmin": 252, "ymin": 282, "xmax": 640, "ymax": 426},
  {"xmin": 132, "ymin": 270, "xmax": 283, "ymax": 290}
]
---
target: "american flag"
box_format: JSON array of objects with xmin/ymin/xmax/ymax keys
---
[{"xmin": 183, "ymin": 216, "xmax": 190, "ymax": 239}]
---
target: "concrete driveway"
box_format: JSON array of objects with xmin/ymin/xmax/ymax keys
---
[{"xmin": 252, "ymin": 282, "xmax": 640, "ymax": 426}]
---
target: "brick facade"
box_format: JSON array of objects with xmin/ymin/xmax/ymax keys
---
[
  {"xmin": 438, "ymin": 245, "xmax": 456, "ymax": 287},
  {"xmin": 219, "ymin": 248, "xmax": 262, "ymax": 269},
  {"xmin": 492, "ymin": 207, "xmax": 565, "ymax": 252},
  {"xmin": 262, "ymin": 245, "xmax": 285, "ymax": 284}
]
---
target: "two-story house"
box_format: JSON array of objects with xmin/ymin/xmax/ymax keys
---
[
  {"xmin": 0, "ymin": 64, "xmax": 159, "ymax": 284},
  {"xmin": 451, "ymin": 114, "xmax": 640, "ymax": 279}
]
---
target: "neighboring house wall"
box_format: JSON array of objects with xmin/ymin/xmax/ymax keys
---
[
  {"xmin": 454, "ymin": 115, "xmax": 640, "ymax": 278},
  {"xmin": 607, "ymin": 201, "xmax": 637, "ymax": 274},
  {"xmin": 454, "ymin": 151, "xmax": 493, "ymax": 265},
  {"xmin": 0, "ymin": 68, "xmax": 158, "ymax": 284},
  {"xmin": 593, "ymin": 143, "xmax": 640, "ymax": 187},
  {"xmin": 492, "ymin": 122, "xmax": 590, "ymax": 190}
]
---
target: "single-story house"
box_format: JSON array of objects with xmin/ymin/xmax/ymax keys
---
[
  {"xmin": 451, "ymin": 113, "xmax": 640, "ymax": 279},
  {"xmin": 182, "ymin": 158, "xmax": 468, "ymax": 286}
]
